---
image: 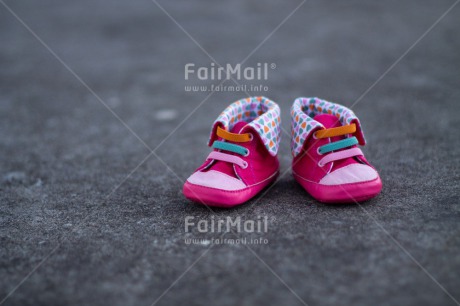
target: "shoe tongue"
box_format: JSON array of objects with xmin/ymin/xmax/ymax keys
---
[
  {"xmin": 313, "ymin": 114, "xmax": 359, "ymax": 170},
  {"xmin": 230, "ymin": 121, "xmax": 248, "ymax": 133},
  {"xmin": 207, "ymin": 121, "xmax": 248, "ymax": 178},
  {"xmin": 313, "ymin": 113, "xmax": 345, "ymax": 144},
  {"xmin": 313, "ymin": 114, "xmax": 342, "ymax": 129}
]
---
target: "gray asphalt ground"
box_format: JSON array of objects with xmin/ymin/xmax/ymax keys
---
[{"xmin": 1, "ymin": 0, "xmax": 459, "ymax": 305}]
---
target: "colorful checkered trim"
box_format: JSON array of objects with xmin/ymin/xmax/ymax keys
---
[
  {"xmin": 290, "ymin": 97, "xmax": 366, "ymax": 157},
  {"xmin": 208, "ymin": 96, "xmax": 281, "ymax": 156}
]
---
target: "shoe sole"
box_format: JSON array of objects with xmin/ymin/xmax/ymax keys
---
[
  {"xmin": 183, "ymin": 171, "xmax": 279, "ymax": 208},
  {"xmin": 293, "ymin": 172, "xmax": 382, "ymax": 203}
]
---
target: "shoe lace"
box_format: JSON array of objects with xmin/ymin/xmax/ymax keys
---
[
  {"xmin": 207, "ymin": 127, "xmax": 252, "ymax": 169},
  {"xmin": 315, "ymin": 123, "xmax": 364, "ymax": 167}
]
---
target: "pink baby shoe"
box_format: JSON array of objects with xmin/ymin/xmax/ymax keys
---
[
  {"xmin": 291, "ymin": 97, "xmax": 382, "ymax": 203},
  {"xmin": 183, "ymin": 96, "xmax": 281, "ymax": 208}
]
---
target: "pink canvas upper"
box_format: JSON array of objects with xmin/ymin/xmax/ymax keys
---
[
  {"xmin": 293, "ymin": 113, "xmax": 376, "ymax": 184},
  {"xmin": 191, "ymin": 121, "xmax": 279, "ymax": 190},
  {"xmin": 184, "ymin": 97, "xmax": 281, "ymax": 207},
  {"xmin": 291, "ymin": 97, "xmax": 382, "ymax": 202}
]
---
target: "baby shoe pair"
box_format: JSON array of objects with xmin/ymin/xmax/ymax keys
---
[{"xmin": 183, "ymin": 96, "xmax": 382, "ymax": 207}]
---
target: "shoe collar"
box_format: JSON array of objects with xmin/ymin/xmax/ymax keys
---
[
  {"xmin": 291, "ymin": 97, "xmax": 366, "ymax": 157},
  {"xmin": 208, "ymin": 96, "xmax": 281, "ymax": 156}
]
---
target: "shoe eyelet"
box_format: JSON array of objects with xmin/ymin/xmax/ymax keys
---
[
  {"xmin": 243, "ymin": 149, "xmax": 250, "ymax": 157},
  {"xmin": 248, "ymin": 133, "xmax": 254, "ymax": 141},
  {"xmin": 316, "ymin": 147, "xmax": 323, "ymax": 155},
  {"xmin": 242, "ymin": 161, "xmax": 248, "ymax": 169},
  {"xmin": 318, "ymin": 162, "xmax": 324, "ymax": 167},
  {"xmin": 313, "ymin": 132, "xmax": 318, "ymax": 140}
]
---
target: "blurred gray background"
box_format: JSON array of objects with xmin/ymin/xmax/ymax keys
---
[{"xmin": 1, "ymin": 0, "xmax": 459, "ymax": 305}]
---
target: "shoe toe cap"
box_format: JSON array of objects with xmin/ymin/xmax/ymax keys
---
[
  {"xmin": 186, "ymin": 170, "xmax": 246, "ymax": 191},
  {"xmin": 319, "ymin": 164, "xmax": 378, "ymax": 186}
]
